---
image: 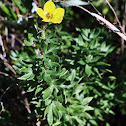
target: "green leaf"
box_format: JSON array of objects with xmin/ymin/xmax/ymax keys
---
[
  {"xmin": 109, "ymin": 110, "xmax": 115, "ymax": 115},
  {"xmin": 43, "ymin": 72, "xmax": 52, "ymax": 83},
  {"xmin": 73, "ymin": 85, "xmax": 84, "ymax": 95},
  {"xmin": 52, "ymin": 103, "xmax": 60, "ymax": 119},
  {"xmin": 44, "ymin": 104, "xmax": 51, "ymax": 118},
  {"xmin": 105, "ymin": 122, "xmax": 110, "ymax": 126},
  {"xmin": 105, "ymin": 69, "xmax": 112, "ymax": 73},
  {"xmin": 12, "ymin": 0, "xmax": 27, "ymax": 14},
  {"xmin": 109, "ymin": 76, "xmax": 116, "ymax": 81},
  {"xmin": 67, "ymin": 69, "xmax": 76, "ymax": 82},
  {"xmin": 44, "ymin": 59, "xmax": 60, "ymax": 68},
  {"xmin": 84, "ymin": 106, "xmax": 94, "ymax": 111},
  {"xmin": 91, "ymin": 56, "xmax": 101, "ymax": 62},
  {"xmin": 59, "ymin": 68, "xmax": 68, "ymax": 78},
  {"xmin": 81, "ymin": 29, "xmax": 90, "ymax": 41},
  {"xmin": 27, "ymin": 86, "xmax": 36, "ymax": 92},
  {"xmin": 72, "ymin": 116, "xmax": 85, "ymax": 125},
  {"xmin": 47, "ymin": 106, "xmax": 53, "ymax": 126},
  {"xmin": 36, "ymin": 99, "xmax": 42, "ymax": 107},
  {"xmin": 0, "ymin": 4, "xmax": 11, "ymax": 17},
  {"xmin": 28, "ymin": 33, "xmax": 37, "ymax": 42},
  {"xmin": 96, "ymin": 62, "xmax": 110, "ymax": 66},
  {"xmin": 54, "ymin": 101, "xmax": 66, "ymax": 112},
  {"xmin": 77, "ymin": 35, "xmax": 83, "ymax": 46},
  {"xmin": 85, "ymin": 64, "xmax": 92, "ymax": 76},
  {"xmin": 28, "ymin": 33, "xmax": 33, "ymax": 39},
  {"xmin": 45, "ymin": 99, "xmax": 52, "ymax": 106},
  {"xmin": 49, "ymin": 62, "xmax": 60, "ymax": 68},
  {"xmin": 78, "ymin": 60, "xmax": 85, "ymax": 65},
  {"xmin": 94, "ymin": 108, "xmax": 102, "ymax": 117},
  {"xmin": 52, "ymin": 121, "xmax": 62, "ymax": 126},
  {"xmin": 89, "ymin": 29, "xmax": 100, "ymax": 39},
  {"xmin": 69, "ymin": 105, "xmax": 84, "ymax": 111},
  {"xmin": 21, "ymin": 67, "xmax": 32, "ymax": 73},
  {"xmin": 89, "ymin": 120, "xmax": 97, "ymax": 125},
  {"xmin": 9, "ymin": 7, "xmax": 17, "ymax": 20},
  {"xmin": 83, "ymin": 112, "xmax": 92, "ymax": 119},
  {"xmin": 18, "ymin": 73, "xmax": 31, "ymax": 80},
  {"xmin": 11, "ymin": 50, "xmax": 18, "ymax": 57},
  {"xmin": 27, "ymin": 73, "xmax": 35, "ymax": 80},
  {"xmin": 24, "ymin": 40, "xmax": 33, "ymax": 46},
  {"xmin": 82, "ymin": 97, "xmax": 93, "ymax": 105},
  {"xmin": 30, "ymin": 101, "xmax": 38, "ymax": 105},
  {"xmin": 93, "ymin": 67, "xmax": 102, "ymax": 78},
  {"xmin": 43, "ymin": 42, "xmax": 48, "ymax": 53},
  {"xmin": 44, "ymin": 104, "xmax": 53, "ymax": 125},
  {"xmin": 43, "ymin": 86, "xmax": 53, "ymax": 100},
  {"xmin": 35, "ymin": 87, "xmax": 43, "ymax": 96},
  {"xmin": 96, "ymin": 81, "xmax": 111, "ymax": 90}
]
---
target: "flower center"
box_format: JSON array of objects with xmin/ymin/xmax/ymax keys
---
[{"xmin": 45, "ymin": 13, "xmax": 53, "ymax": 19}]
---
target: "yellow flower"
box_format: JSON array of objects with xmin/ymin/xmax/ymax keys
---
[{"xmin": 37, "ymin": 1, "xmax": 65, "ymax": 24}]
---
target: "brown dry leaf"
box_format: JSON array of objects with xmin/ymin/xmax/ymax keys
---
[
  {"xmin": 4, "ymin": 62, "xmax": 16, "ymax": 75},
  {"xmin": 3, "ymin": 40, "xmax": 10, "ymax": 55},
  {"xmin": 0, "ymin": 54, "xmax": 16, "ymax": 75}
]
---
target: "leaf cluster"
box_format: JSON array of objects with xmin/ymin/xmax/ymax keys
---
[{"xmin": 10, "ymin": 25, "xmax": 116, "ymax": 125}]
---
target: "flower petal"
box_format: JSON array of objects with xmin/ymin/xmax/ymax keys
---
[
  {"xmin": 44, "ymin": 1, "xmax": 56, "ymax": 13},
  {"xmin": 52, "ymin": 8, "xmax": 65, "ymax": 23},
  {"xmin": 42, "ymin": 19, "xmax": 52, "ymax": 22},
  {"xmin": 37, "ymin": 8, "xmax": 44, "ymax": 18}
]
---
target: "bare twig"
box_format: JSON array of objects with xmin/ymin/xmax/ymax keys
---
[
  {"xmin": 36, "ymin": 121, "xmax": 41, "ymax": 126},
  {"xmin": 57, "ymin": 0, "xmax": 91, "ymax": 14},
  {"xmin": 0, "ymin": 83, "xmax": 14, "ymax": 103},
  {"xmin": 0, "ymin": 53, "xmax": 17, "ymax": 110},
  {"xmin": 121, "ymin": 2, "xmax": 126, "ymax": 55},
  {"xmin": 115, "ymin": 0, "xmax": 118, "ymax": 13},
  {"xmin": 0, "ymin": 71, "xmax": 12, "ymax": 78},
  {"xmin": 105, "ymin": 0, "xmax": 120, "ymax": 24},
  {"xmin": 87, "ymin": 0, "xmax": 102, "ymax": 16},
  {"xmin": 5, "ymin": 27, "xmax": 9, "ymax": 43},
  {"xmin": 19, "ymin": 87, "xmax": 31, "ymax": 114},
  {"xmin": 105, "ymin": 0, "xmax": 125, "ymax": 35},
  {"xmin": 0, "ymin": 102, "xmax": 4, "ymax": 115},
  {"xmin": 15, "ymin": 36, "xmax": 24, "ymax": 46},
  {"xmin": 0, "ymin": 74, "xmax": 31, "ymax": 114},
  {"xmin": 0, "ymin": 35, "xmax": 6, "ymax": 58},
  {"xmin": 11, "ymin": 34, "xmax": 16, "ymax": 48},
  {"xmin": 24, "ymin": 97, "xmax": 31, "ymax": 113},
  {"xmin": 0, "ymin": 54, "xmax": 16, "ymax": 75},
  {"xmin": 0, "ymin": 71, "xmax": 17, "ymax": 113},
  {"xmin": 55, "ymin": 0, "xmax": 126, "ymax": 41}
]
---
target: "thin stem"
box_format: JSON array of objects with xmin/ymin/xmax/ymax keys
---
[
  {"xmin": 54, "ymin": 0, "xmax": 126, "ymax": 41},
  {"xmin": 105, "ymin": 0, "xmax": 125, "ymax": 35},
  {"xmin": 0, "ymin": 102, "xmax": 4, "ymax": 115},
  {"xmin": 88, "ymin": 0, "xmax": 102, "ymax": 16},
  {"xmin": 0, "ymin": 83, "xmax": 14, "ymax": 103},
  {"xmin": 55, "ymin": 0, "xmax": 91, "ymax": 15}
]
